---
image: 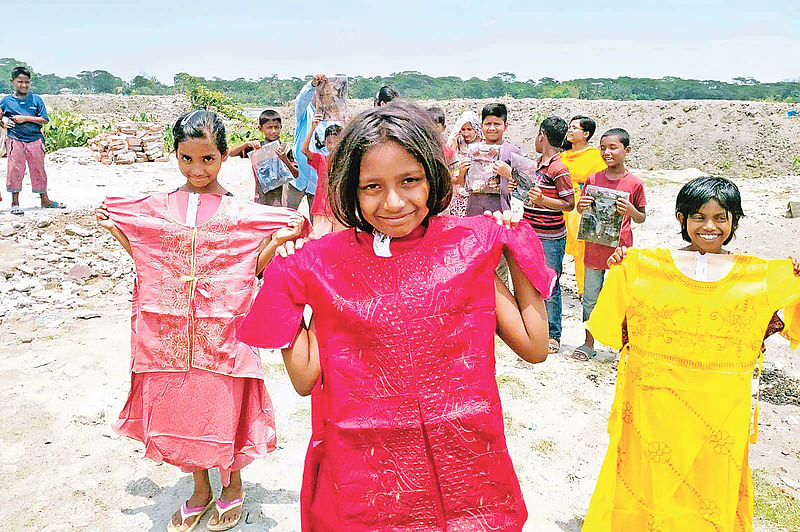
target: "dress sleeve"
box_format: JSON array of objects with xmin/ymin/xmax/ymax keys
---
[
  {"xmin": 238, "ymin": 254, "xmax": 308, "ymax": 349},
  {"xmin": 498, "ymin": 221, "xmax": 557, "ymax": 299},
  {"xmin": 585, "ymin": 250, "xmax": 638, "ymax": 349},
  {"xmin": 766, "ymin": 260, "xmax": 800, "ymax": 349}
]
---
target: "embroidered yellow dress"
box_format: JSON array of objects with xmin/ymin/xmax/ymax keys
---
[
  {"xmin": 583, "ymin": 249, "xmax": 800, "ymax": 532},
  {"xmin": 561, "ymin": 147, "xmax": 606, "ymax": 294}
]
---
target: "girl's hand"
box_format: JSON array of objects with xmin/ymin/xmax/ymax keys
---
[
  {"xmin": 790, "ymin": 256, "xmax": 800, "ymax": 276},
  {"xmin": 312, "ymin": 74, "xmax": 327, "ymax": 87},
  {"xmin": 492, "ymin": 161, "xmax": 512, "ymax": 179},
  {"xmin": 577, "ymin": 195, "xmax": 594, "ymax": 212},
  {"xmin": 483, "ymin": 209, "xmax": 518, "ymax": 229},
  {"xmin": 273, "ymin": 215, "xmax": 305, "ymax": 246},
  {"xmin": 459, "ymin": 158, "xmax": 472, "ymax": 178},
  {"xmin": 616, "ymin": 197, "xmax": 637, "ymax": 217},
  {"xmin": 606, "ymin": 246, "xmax": 628, "ymax": 268},
  {"xmin": 95, "ymin": 202, "xmax": 115, "ymax": 231}
]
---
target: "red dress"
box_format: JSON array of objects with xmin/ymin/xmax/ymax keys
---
[
  {"xmin": 240, "ymin": 215, "xmax": 555, "ymax": 531},
  {"xmin": 308, "ymin": 152, "xmax": 332, "ymax": 217},
  {"xmin": 107, "ymin": 192, "xmax": 305, "ymax": 485}
]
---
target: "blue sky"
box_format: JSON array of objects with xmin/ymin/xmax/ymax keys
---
[{"xmin": 2, "ymin": 0, "xmax": 798, "ymax": 83}]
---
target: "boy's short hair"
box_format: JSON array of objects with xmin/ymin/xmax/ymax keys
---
[
  {"xmin": 426, "ymin": 107, "xmax": 446, "ymax": 127},
  {"xmin": 329, "ymin": 100, "xmax": 452, "ymax": 232},
  {"xmin": 481, "ymin": 103, "xmax": 507, "ymax": 122},
  {"xmin": 539, "ymin": 116, "xmax": 568, "ymax": 148},
  {"xmin": 11, "ymin": 66, "xmax": 31, "ymax": 80},
  {"xmin": 675, "ymin": 176, "xmax": 744, "ymax": 245},
  {"xmin": 258, "ymin": 109, "xmax": 281, "ymax": 126},
  {"xmin": 600, "ymin": 128, "xmax": 630, "ymax": 148},
  {"xmin": 324, "ymin": 124, "xmax": 343, "ymax": 139}
]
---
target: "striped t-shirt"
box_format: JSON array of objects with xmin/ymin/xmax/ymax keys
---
[{"xmin": 522, "ymin": 152, "xmax": 573, "ymax": 239}]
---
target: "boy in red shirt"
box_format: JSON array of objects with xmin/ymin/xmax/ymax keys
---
[{"xmin": 573, "ymin": 128, "xmax": 647, "ymax": 359}]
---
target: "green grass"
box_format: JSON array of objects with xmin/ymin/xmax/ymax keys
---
[
  {"xmin": 753, "ymin": 469, "xmax": 800, "ymax": 530},
  {"xmin": 792, "ymin": 155, "xmax": 800, "ymax": 174}
]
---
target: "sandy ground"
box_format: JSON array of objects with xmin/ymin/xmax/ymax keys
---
[{"xmin": 1, "ymin": 150, "xmax": 799, "ymax": 531}]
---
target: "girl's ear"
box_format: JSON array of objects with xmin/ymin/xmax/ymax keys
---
[
  {"xmin": 221, "ymin": 149, "xmax": 229, "ymax": 162},
  {"xmin": 625, "ymin": 146, "xmax": 632, "ymax": 154},
  {"xmin": 675, "ymin": 212, "xmax": 684, "ymax": 225}
]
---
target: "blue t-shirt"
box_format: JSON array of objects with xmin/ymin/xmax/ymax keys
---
[{"xmin": 0, "ymin": 93, "xmax": 48, "ymax": 143}]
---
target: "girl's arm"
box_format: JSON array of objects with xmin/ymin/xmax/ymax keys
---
[
  {"xmin": 495, "ymin": 251, "xmax": 549, "ymax": 363},
  {"xmin": 301, "ymin": 112, "xmax": 323, "ymax": 162},
  {"xmin": 282, "ymin": 318, "xmax": 320, "ymax": 396},
  {"xmin": 95, "ymin": 203, "xmax": 133, "ymax": 258},
  {"xmin": 255, "ymin": 215, "xmax": 305, "ymax": 274}
]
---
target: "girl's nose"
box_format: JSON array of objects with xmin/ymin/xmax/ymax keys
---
[{"xmin": 384, "ymin": 188, "xmax": 405, "ymax": 210}]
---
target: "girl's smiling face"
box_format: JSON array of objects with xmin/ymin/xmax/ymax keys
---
[
  {"xmin": 357, "ymin": 141, "xmax": 430, "ymax": 238},
  {"xmin": 678, "ymin": 199, "xmax": 733, "ymax": 254},
  {"xmin": 176, "ymin": 136, "xmax": 227, "ymax": 192}
]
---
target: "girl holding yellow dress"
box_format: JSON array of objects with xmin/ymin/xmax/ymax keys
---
[
  {"xmin": 583, "ymin": 176, "xmax": 800, "ymax": 531},
  {"xmin": 561, "ymin": 116, "xmax": 606, "ymax": 295}
]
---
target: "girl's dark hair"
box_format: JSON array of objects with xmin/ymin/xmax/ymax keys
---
[
  {"xmin": 324, "ymin": 124, "xmax": 343, "ymax": 139},
  {"xmin": 172, "ymin": 110, "xmax": 227, "ymax": 154},
  {"xmin": 562, "ymin": 115, "xmax": 597, "ymax": 150},
  {"xmin": 11, "ymin": 66, "xmax": 31, "ymax": 80},
  {"xmin": 329, "ymin": 100, "xmax": 452, "ymax": 232},
  {"xmin": 675, "ymin": 176, "xmax": 744, "ymax": 245},
  {"xmin": 374, "ymin": 85, "xmax": 399, "ymax": 106}
]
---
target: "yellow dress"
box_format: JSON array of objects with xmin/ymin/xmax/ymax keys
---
[
  {"xmin": 583, "ymin": 249, "xmax": 800, "ymax": 532},
  {"xmin": 561, "ymin": 147, "xmax": 606, "ymax": 294}
]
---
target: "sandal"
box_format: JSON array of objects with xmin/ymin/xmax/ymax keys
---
[
  {"xmin": 571, "ymin": 345, "xmax": 597, "ymax": 361},
  {"xmin": 548, "ymin": 338, "xmax": 560, "ymax": 354},
  {"xmin": 42, "ymin": 201, "xmax": 65, "ymax": 209},
  {"xmin": 166, "ymin": 499, "xmax": 213, "ymax": 532},
  {"xmin": 207, "ymin": 492, "xmax": 246, "ymax": 531},
  {"xmin": 10, "ymin": 205, "xmax": 23, "ymax": 216}
]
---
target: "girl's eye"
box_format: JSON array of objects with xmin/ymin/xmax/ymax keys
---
[
  {"xmin": 404, "ymin": 177, "xmax": 422, "ymax": 185},
  {"xmin": 361, "ymin": 183, "xmax": 380, "ymax": 191},
  {"xmin": 181, "ymin": 155, "xmax": 191, "ymax": 161},
  {"xmin": 203, "ymin": 156, "xmax": 214, "ymax": 162}
]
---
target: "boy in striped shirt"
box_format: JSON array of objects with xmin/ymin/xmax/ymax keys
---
[{"xmin": 523, "ymin": 116, "xmax": 574, "ymax": 354}]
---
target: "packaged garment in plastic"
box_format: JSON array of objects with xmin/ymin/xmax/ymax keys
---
[
  {"xmin": 577, "ymin": 185, "xmax": 630, "ymax": 247},
  {"xmin": 248, "ymin": 141, "xmax": 294, "ymax": 193},
  {"xmin": 314, "ymin": 77, "xmax": 348, "ymax": 122},
  {"xmin": 465, "ymin": 143, "xmax": 502, "ymax": 194}
]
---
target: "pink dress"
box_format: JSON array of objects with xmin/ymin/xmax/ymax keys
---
[
  {"xmin": 239, "ymin": 215, "xmax": 555, "ymax": 531},
  {"xmin": 107, "ymin": 192, "xmax": 304, "ymax": 485},
  {"xmin": 308, "ymin": 152, "xmax": 332, "ymax": 217}
]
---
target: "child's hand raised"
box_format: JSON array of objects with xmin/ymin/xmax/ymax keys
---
[
  {"xmin": 311, "ymin": 74, "xmax": 327, "ymax": 87},
  {"xmin": 311, "ymin": 112, "xmax": 324, "ymax": 128},
  {"xmin": 95, "ymin": 202, "xmax": 116, "ymax": 231},
  {"xmin": 606, "ymin": 246, "xmax": 628, "ymax": 268}
]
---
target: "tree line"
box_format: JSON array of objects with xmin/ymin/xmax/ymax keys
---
[{"xmin": 2, "ymin": 58, "xmax": 798, "ymax": 104}]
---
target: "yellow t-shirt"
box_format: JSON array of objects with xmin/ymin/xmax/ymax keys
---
[
  {"xmin": 583, "ymin": 249, "xmax": 800, "ymax": 532},
  {"xmin": 560, "ymin": 147, "xmax": 607, "ymax": 193}
]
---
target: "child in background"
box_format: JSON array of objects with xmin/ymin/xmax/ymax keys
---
[
  {"xmin": 229, "ymin": 109, "xmax": 297, "ymax": 207},
  {"xmin": 426, "ymin": 106, "xmax": 456, "ymax": 164},
  {"xmin": 0, "ymin": 66, "xmax": 64, "ymax": 214},
  {"xmin": 96, "ymin": 110, "xmax": 306, "ymax": 532},
  {"xmin": 561, "ymin": 115, "xmax": 607, "ymax": 296},
  {"xmin": 239, "ymin": 100, "xmax": 555, "ymax": 531},
  {"xmin": 572, "ymin": 128, "xmax": 645, "ymax": 360},
  {"xmin": 523, "ymin": 116, "xmax": 574, "ymax": 354},
  {"xmin": 446, "ymin": 110, "xmax": 484, "ymax": 216},
  {"xmin": 289, "ymin": 74, "xmax": 328, "ymax": 210},
  {"xmin": 463, "ymin": 103, "xmax": 522, "ymax": 216},
  {"xmin": 301, "ymin": 111, "xmax": 343, "ymax": 236},
  {"xmin": 374, "ymin": 85, "xmax": 400, "ymax": 106},
  {"xmin": 583, "ymin": 176, "xmax": 800, "ymax": 531}
]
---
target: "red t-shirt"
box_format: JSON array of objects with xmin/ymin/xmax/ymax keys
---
[
  {"xmin": 581, "ymin": 170, "xmax": 646, "ymax": 270},
  {"xmin": 308, "ymin": 152, "xmax": 332, "ymax": 216}
]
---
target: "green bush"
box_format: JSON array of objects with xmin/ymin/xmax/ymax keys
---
[
  {"xmin": 42, "ymin": 110, "xmax": 107, "ymax": 152},
  {"xmin": 792, "ymin": 155, "xmax": 800, "ymax": 174},
  {"xmin": 186, "ymin": 85, "xmax": 246, "ymax": 122}
]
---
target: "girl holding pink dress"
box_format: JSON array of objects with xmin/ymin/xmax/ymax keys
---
[
  {"xmin": 239, "ymin": 100, "xmax": 555, "ymax": 531},
  {"xmin": 95, "ymin": 110, "xmax": 305, "ymax": 532}
]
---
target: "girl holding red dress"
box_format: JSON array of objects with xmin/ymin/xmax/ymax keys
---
[{"xmin": 240, "ymin": 100, "xmax": 556, "ymax": 531}]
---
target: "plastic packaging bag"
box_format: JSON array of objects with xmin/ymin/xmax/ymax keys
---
[
  {"xmin": 248, "ymin": 141, "xmax": 294, "ymax": 193},
  {"xmin": 577, "ymin": 185, "xmax": 630, "ymax": 247},
  {"xmin": 465, "ymin": 143, "xmax": 502, "ymax": 194},
  {"xmin": 314, "ymin": 77, "xmax": 348, "ymax": 122}
]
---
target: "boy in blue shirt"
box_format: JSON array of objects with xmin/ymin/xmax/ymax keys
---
[{"xmin": 0, "ymin": 66, "xmax": 64, "ymax": 214}]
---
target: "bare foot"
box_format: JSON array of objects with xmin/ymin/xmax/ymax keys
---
[{"xmin": 170, "ymin": 489, "xmax": 212, "ymax": 531}]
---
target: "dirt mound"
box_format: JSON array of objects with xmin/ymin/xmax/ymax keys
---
[{"xmin": 41, "ymin": 94, "xmax": 800, "ymax": 177}]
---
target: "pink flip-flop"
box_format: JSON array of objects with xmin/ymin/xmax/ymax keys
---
[
  {"xmin": 207, "ymin": 492, "xmax": 246, "ymax": 531},
  {"xmin": 166, "ymin": 499, "xmax": 213, "ymax": 532}
]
